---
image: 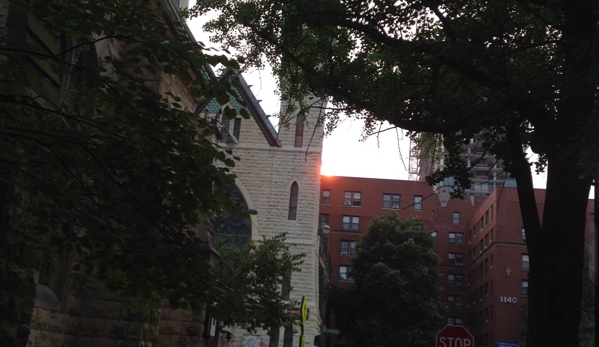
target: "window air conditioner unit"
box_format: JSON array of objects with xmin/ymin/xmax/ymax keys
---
[
  {"xmin": 468, "ymin": 283, "xmax": 470, "ymax": 287},
  {"xmin": 486, "ymin": 319, "xmax": 488, "ymax": 323},
  {"xmin": 456, "ymin": 263, "xmax": 463, "ymax": 266},
  {"xmin": 344, "ymin": 201, "xmax": 352, "ymax": 206},
  {"xmin": 457, "ymin": 241, "xmax": 463, "ymax": 245},
  {"xmin": 486, "ymin": 294, "xmax": 489, "ymax": 298},
  {"xmin": 392, "ymin": 204, "xmax": 400, "ymax": 209},
  {"xmin": 468, "ymin": 241, "xmax": 471, "ymax": 244},
  {"xmin": 490, "ymin": 265, "xmax": 493, "ymax": 270}
]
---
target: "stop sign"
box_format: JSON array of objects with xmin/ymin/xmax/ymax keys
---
[{"xmin": 436, "ymin": 325, "xmax": 474, "ymax": 347}]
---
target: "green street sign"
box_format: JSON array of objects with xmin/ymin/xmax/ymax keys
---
[{"xmin": 323, "ymin": 329, "xmax": 340, "ymax": 335}]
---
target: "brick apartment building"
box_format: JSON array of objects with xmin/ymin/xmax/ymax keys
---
[{"xmin": 319, "ymin": 175, "xmax": 594, "ymax": 347}]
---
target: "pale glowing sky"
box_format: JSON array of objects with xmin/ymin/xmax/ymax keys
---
[{"xmin": 186, "ymin": 12, "xmax": 549, "ymax": 187}]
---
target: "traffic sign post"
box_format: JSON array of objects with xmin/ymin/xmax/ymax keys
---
[{"xmin": 436, "ymin": 325, "xmax": 474, "ymax": 347}]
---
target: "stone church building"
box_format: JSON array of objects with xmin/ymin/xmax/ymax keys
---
[{"xmin": 0, "ymin": 0, "xmax": 329, "ymax": 346}]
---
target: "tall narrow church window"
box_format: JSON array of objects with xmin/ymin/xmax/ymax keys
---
[
  {"xmin": 288, "ymin": 182, "xmax": 299, "ymax": 220},
  {"xmin": 233, "ymin": 118, "xmax": 241, "ymax": 141},
  {"xmin": 220, "ymin": 110, "xmax": 231, "ymax": 143},
  {"xmin": 294, "ymin": 112, "xmax": 305, "ymax": 147}
]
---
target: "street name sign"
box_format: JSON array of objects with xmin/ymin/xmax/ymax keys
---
[{"xmin": 436, "ymin": 325, "xmax": 474, "ymax": 347}]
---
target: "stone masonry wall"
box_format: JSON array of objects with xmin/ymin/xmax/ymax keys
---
[{"xmin": 214, "ymin": 96, "xmax": 326, "ymax": 347}]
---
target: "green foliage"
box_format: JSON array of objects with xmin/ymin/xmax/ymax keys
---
[
  {"xmin": 193, "ymin": 0, "xmax": 599, "ymax": 188},
  {"xmin": 213, "ymin": 234, "xmax": 304, "ymax": 334},
  {"xmin": 330, "ymin": 214, "xmax": 445, "ymax": 347},
  {"xmin": 0, "ymin": 0, "xmax": 297, "ymax": 330}
]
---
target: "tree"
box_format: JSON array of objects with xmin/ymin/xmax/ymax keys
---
[
  {"xmin": 194, "ymin": 1, "xmax": 598, "ymax": 346},
  {"xmin": 579, "ymin": 251, "xmax": 595, "ymax": 347},
  {"xmin": 330, "ymin": 214, "xmax": 445, "ymax": 347},
  {"xmin": 214, "ymin": 234, "xmax": 304, "ymax": 335},
  {"xmin": 0, "ymin": 0, "xmax": 299, "ymax": 342}
]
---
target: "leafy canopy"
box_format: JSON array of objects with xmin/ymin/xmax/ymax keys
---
[
  {"xmin": 1, "ymin": 0, "xmax": 299, "ymax": 331},
  {"xmin": 193, "ymin": 0, "xmax": 599, "ymax": 191},
  {"xmin": 331, "ymin": 214, "xmax": 445, "ymax": 347}
]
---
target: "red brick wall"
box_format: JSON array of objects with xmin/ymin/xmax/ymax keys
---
[{"xmin": 320, "ymin": 176, "xmax": 594, "ymax": 347}]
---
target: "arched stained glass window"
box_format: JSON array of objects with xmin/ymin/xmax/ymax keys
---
[{"xmin": 215, "ymin": 186, "xmax": 252, "ymax": 247}]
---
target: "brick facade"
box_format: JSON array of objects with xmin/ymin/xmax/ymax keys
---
[{"xmin": 320, "ymin": 176, "xmax": 594, "ymax": 347}]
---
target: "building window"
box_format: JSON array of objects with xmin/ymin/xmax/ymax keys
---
[
  {"xmin": 521, "ymin": 305, "xmax": 528, "ymax": 324},
  {"xmin": 431, "ymin": 231, "xmax": 437, "ymax": 245},
  {"xmin": 522, "ymin": 227, "xmax": 526, "ymax": 241},
  {"xmin": 281, "ymin": 269, "xmax": 292, "ymax": 300},
  {"xmin": 484, "ymin": 283, "xmax": 489, "ymax": 297},
  {"xmin": 321, "ymin": 190, "xmax": 330, "ymax": 205},
  {"xmin": 448, "ymin": 295, "xmax": 463, "ymax": 308},
  {"xmin": 341, "ymin": 240, "xmax": 357, "ymax": 256},
  {"xmin": 342, "ymin": 215, "xmax": 360, "ymax": 231},
  {"xmin": 414, "ymin": 195, "xmax": 423, "ymax": 211},
  {"xmin": 319, "ymin": 213, "xmax": 329, "ymax": 227},
  {"xmin": 448, "ymin": 274, "xmax": 463, "ymax": 287},
  {"xmin": 448, "ymin": 253, "xmax": 463, "ymax": 266},
  {"xmin": 448, "ymin": 317, "xmax": 463, "ymax": 325},
  {"xmin": 233, "ymin": 118, "xmax": 241, "ymax": 141},
  {"xmin": 490, "ymin": 204, "xmax": 494, "ymax": 220},
  {"xmin": 453, "ymin": 212, "xmax": 460, "ymax": 225},
  {"xmin": 288, "ymin": 182, "xmax": 299, "ymax": 220},
  {"xmin": 294, "ymin": 112, "xmax": 305, "ymax": 147},
  {"xmin": 522, "ymin": 280, "xmax": 529, "ymax": 296},
  {"xmin": 382, "ymin": 194, "xmax": 401, "ymax": 209},
  {"xmin": 485, "ymin": 258, "xmax": 489, "ymax": 274},
  {"xmin": 485, "ymin": 210, "xmax": 489, "ymax": 226},
  {"xmin": 219, "ymin": 112, "xmax": 231, "ymax": 143},
  {"xmin": 339, "ymin": 265, "xmax": 353, "ymax": 281},
  {"xmin": 215, "ymin": 186, "xmax": 252, "ymax": 248},
  {"xmin": 522, "ymin": 254, "xmax": 530, "ymax": 270},
  {"xmin": 449, "ymin": 232, "xmax": 464, "ymax": 245},
  {"xmin": 344, "ymin": 191, "xmax": 361, "ymax": 206}
]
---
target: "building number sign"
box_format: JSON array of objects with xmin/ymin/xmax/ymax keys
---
[{"xmin": 499, "ymin": 296, "xmax": 518, "ymax": 304}]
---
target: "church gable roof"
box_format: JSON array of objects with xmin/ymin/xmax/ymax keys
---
[{"xmin": 196, "ymin": 71, "xmax": 281, "ymax": 147}]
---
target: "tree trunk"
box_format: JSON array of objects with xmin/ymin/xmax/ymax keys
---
[
  {"xmin": 0, "ymin": 176, "xmax": 39, "ymax": 347},
  {"xmin": 526, "ymin": 156, "xmax": 591, "ymax": 347}
]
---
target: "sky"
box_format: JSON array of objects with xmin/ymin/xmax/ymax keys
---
[{"xmin": 186, "ymin": 11, "xmax": 549, "ymax": 188}]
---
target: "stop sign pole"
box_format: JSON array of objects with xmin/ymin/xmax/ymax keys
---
[{"xmin": 436, "ymin": 325, "xmax": 474, "ymax": 347}]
